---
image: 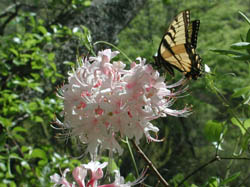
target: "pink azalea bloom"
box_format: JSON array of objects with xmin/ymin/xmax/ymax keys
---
[
  {"xmin": 50, "ymin": 161, "xmax": 143, "ymax": 187},
  {"xmin": 57, "ymin": 49, "xmax": 191, "ymax": 155},
  {"xmin": 83, "ymin": 161, "xmax": 107, "ymax": 187},
  {"xmin": 98, "ymin": 169, "xmax": 146, "ymax": 187},
  {"xmin": 73, "ymin": 166, "xmax": 87, "ymax": 187},
  {"xmin": 50, "ymin": 168, "xmax": 73, "ymax": 187}
]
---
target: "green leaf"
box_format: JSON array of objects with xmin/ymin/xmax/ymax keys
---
[
  {"xmin": 21, "ymin": 161, "xmax": 30, "ymax": 170},
  {"xmin": 221, "ymin": 172, "xmax": 241, "ymax": 185},
  {"xmin": 52, "ymin": 153, "xmax": 62, "ymax": 161},
  {"xmin": 231, "ymin": 42, "xmax": 250, "ymax": 50},
  {"xmin": 38, "ymin": 159, "xmax": 48, "ymax": 166},
  {"xmin": 48, "ymin": 53, "xmax": 55, "ymax": 61},
  {"xmin": 190, "ymin": 184, "xmax": 198, "ymax": 187},
  {"xmin": 34, "ymin": 116, "xmax": 44, "ymax": 123},
  {"xmin": 162, "ymin": 0, "xmax": 173, "ymax": 5},
  {"xmin": 49, "ymin": 62, "xmax": 57, "ymax": 72},
  {"xmin": 9, "ymin": 153, "xmax": 23, "ymax": 160},
  {"xmin": 12, "ymin": 127, "xmax": 27, "ymax": 142},
  {"xmin": 28, "ymin": 101, "xmax": 38, "ymax": 111},
  {"xmin": 31, "ymin": 61, "xmax": 43, "ymax": 70},
  {"xmin": 231, "ymin": 118, "xmax": 250, "ymax": 135},
  {"xmin": 243, "ymin": 95, "xmax": 250, "ymax": 105},
  {"xmin": 204, "ymin": 120, "xmax": 224, "ymax": 142},
  {"xmin": 21, "ymin": 146, "xmax": 30, "ymax": 153},
  {"xmin": 33, "ymin": 86, "xmax": 44, "ymax": 93},
  {"xmin": 239, "ymin": 11, "xmax": 250, "ymax": 26},
  {"xmin": 232, "ymin": 54, "xmax": 250, "ymax": 60},
  {"xmin": 231, "ymin": 117, "xmax": 243, "ymax": 133},
  {"xmin": 37, "ymin": 26, "xmax": 47, "ymax": 35},
  {"xmin": 12, "ymin": 134, "xmax": 25, "ymax": 142},
  {"xmin": 0, "ymin": 117, "xmax": 12, "ymax": 127},
  {"xmin": 240, "ymin": 133, "xmax": 250, "ymax": 151},
  {"xmin": 170, "ymin": 173, "xmax": 185, "ymax": 186},
  {"xmin": 83, "ymin": 0, "xmax": 91, "ymax": 6},
  {"xmin": 244, "ymin": 119, "xmax": 250, "ymax": 129},
  {"xmin": 125, "ymin": 172, "xmax": 136, "ymax": 183},
  {"xmin": 24, "ymin": 38, "xmax": 37, "ymax": 48},
  {"xmin": 210, "ymin": 49, "xmax": 245, "ymax": 56},
  {"xmin": 12, "ymin": 126, "xmax": 27, "ymax": 134},
  {"xmin": 207, "ymin": 177, "xmax": 220, "ymax": 187},
  {"xmin": 20, "ymin": 53, "xmax": 31, "ymax": 59},
  {"xmin": 100, "ymin": 157, "xmax": 118, "ymax": 171},
  {"xmin": 31, "ymin": 73, "xmax": 40, "ymax": 80},
  {"xmin": 12, "ymin": 79, "xmax": 21, "ymax": 85},
  {"xmin": 63, "ymin": 61, "xmax": 75, "ymax": 66},
  {"xmin": 231, "ymin": 86, "xmax": 250, "ymax": 98},
  {"xmin": 2, "ymin": 179, "xmax": 16, "ymax": 186},
  {"xmin": 0, "ymin": 133, "xmax": 7, "ymax": 147},
  {"xmin": 30, "ymin": 148, "xmax": 47, "ymax": 161},
  {"xmin": 16, "ymin": 164, "xmax": 22, "ymax": 175},
  {"xmin": 9, "ymin": 48, "xmax": 18, "ymax": 56},
  {"xmin": 247, "ymin": 29, "xmax": 250, "ymax": 43},
  {"xmin": 0, "ymin": 162, "xmax": 7, "ymax": 171},
  {"xmin": 12, "ymin": 59, "xmax": 23, "ymax": 66}
]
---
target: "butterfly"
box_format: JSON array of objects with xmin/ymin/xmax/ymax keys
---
[{"xmin": 154, "ymin": 10, "xmax": 202, "ymax": 80}]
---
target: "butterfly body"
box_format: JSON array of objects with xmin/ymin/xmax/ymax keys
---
[{"xmin": 155, "ymin": 10, "xmax": 202, "ymax": 80}]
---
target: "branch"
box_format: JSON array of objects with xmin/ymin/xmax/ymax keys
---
[
  {"xmin": 0, "ymin": 2, "xmax": 22, "ymax": 35},
  {"xmin": 178, "ymin": 156, "xmax": 250, "ymax": 186},
  {"xmin": 132, "ymin": 140, "xmax": 169, "ymax": 187},
  {"xmin": 0, "ymin": 2, "xmax": 39, "ymax": 35},
  {"xmin": 0, "ymin": 2, "xmax": 20, "ymax": 18},
  {"xmin": 220, "ymin": 157, "xmax": 250, "ymax": 160}
]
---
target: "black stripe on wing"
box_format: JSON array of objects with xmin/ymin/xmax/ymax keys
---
[{"xmin": 188, "ymin": 20, "xmax": 200, "ymax": 49}]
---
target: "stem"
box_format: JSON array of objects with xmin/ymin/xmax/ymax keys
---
[
  {"xmin": 125, "ymin": 137, "xmax": 139, "ymax": 177},
  {"xmin": 178, "ymin": 156, "xmax": 219, "ymax": 187},
  {"xmin": 224, "ymin": 136, "xmax": 240, "ymax": 179},
  {"xmin": 215, "ymin": 124, "xmax": 228, "ymax": 156},
  {"xmin": 94, "ymin": 41, "xmax": 133, "ymax": 63},
  {"xmin": 132, "ymin": 140, "xmax": 169, "ymax": 187}
]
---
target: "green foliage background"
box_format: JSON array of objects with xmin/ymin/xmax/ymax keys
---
[
  {"xmin": 0, "ymin": 0, "xmax": 250, "ymax": 186},
  {"xmin": 118, "ymin": 0, "xmax": 250, "ymax": 186}
]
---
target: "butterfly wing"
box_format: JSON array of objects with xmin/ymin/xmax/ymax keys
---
[
  {"xmin": 188, "ymin": 20, "xmax": 200, "ymax": 49},
  {"xmin": 156, "ymin": 10, "xmax": 202, "ymax": 80}
]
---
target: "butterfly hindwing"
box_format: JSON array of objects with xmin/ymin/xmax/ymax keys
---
[{"xmin": 188, "ymin": 20, "xmax": 200, "ymax": 49}]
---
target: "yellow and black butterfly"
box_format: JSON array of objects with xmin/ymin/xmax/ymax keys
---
[{"xmin": 155, "ymin": 10, "xmax": 202, "ymax": 80}]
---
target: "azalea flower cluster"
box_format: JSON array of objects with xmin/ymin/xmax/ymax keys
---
[
  {"xmin": 57, "ymin": 49, "xmax": 190, "ymax": 155},
  {"xmin": 50, "ymin": 161, "xmax": 143, "ymax": 187}
]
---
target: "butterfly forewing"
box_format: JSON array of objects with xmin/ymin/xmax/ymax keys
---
[{"xmin": 164, "ymin": 10, "xmax": 190, "ymax": 48}]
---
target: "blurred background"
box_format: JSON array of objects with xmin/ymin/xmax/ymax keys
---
[{"xmin": 0, "ymin": 0, "xmax": 249, "ymax": 186}]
